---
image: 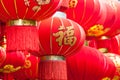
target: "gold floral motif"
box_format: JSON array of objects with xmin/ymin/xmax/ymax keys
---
[
  {"xmin": 0, "ymin": 65, "xmax": 21, "ymax": 73},
  {"xmin": 87, "ymin": 24, "xmax": 110, "ymax": 37},
  {"xmin": 102, "ymin": 77, "xmax": 111, "ymax": 80}
]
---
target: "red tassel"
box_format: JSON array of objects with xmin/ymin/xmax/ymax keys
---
[
  {"xmin": 3, "ymin": 73, "xmax": 14, "ymax": 80},
  {"xmin": 6, "ymin": 26, "xmax": 39, "ymax": 52},
  {"xmin": 39, "ymin": 56, "xmax": 67, "ymax": 80}
]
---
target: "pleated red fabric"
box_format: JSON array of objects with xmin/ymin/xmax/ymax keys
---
[
  {"xmin": 66, "ymin": 46, "xmax": 116, "ymax": 80},
  {"xmin": 6, "ymin": 26, "xmax": 39, "ymax": 53},
  {"xmin": 39, "ymin": 60, "xmax": 67, "ymax": 80}
]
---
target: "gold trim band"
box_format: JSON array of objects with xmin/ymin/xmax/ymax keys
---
[
  {"xmin": 7, "ymin": 19, "xmax": 36, "ymax": 26},
  {"xmin": 41, "ymin": 55, "xmax": 65, "ymax": 61}
]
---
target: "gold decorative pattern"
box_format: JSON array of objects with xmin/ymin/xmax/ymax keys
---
[
  {"xmin": 0, "ymin": 0, "xmax": 11, "ymax": 17},
  {"xmin": 69, "ymin": 0, "xmax": 78, "ymax": 8},
  {"xmin": 8, "ymin": 19, "xmax": 36, "ymax": 26},
  {"xmin": 87, "ymin": 24, "xmax": 110, "ymax": 37},
  {"xmin": 0, "ymin": 65, "xmax": 21, "ymax": 73}
]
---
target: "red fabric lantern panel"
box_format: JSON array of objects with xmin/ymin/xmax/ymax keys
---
[
  {"xmin": 0, "ymin": 0, "xmax": 62, "ymax": 22},
  {"xmin": 66, "ymin": 46, "xmax": 116, "ymax": 80},
  {"xmin": 13, "ymin": 53, "xmax": 39, "ymax": 80},
  {"xmin": 104, "ymin": 1, "xmax": 120, "ymax": 37},
  {"xmin": 97, "ymin": 35, "xmax": 120, "ymax": 55},
  {"xmin": 65, "ymin": 0, "xmax": 101, "ymax": 30},
  {"xmin": 87, "ymin": 0, "xmax": 117, "ymax": 37},
  {"xmin": 0, "ymin": 47, "xmax": 6, "ymax": 67},
  {"xmin": 37, "ymin": 17, "xmax": 85, "ymax": 57}
]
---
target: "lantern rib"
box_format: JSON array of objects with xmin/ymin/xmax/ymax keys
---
[
  {"xmin": 0, "ymin": 0, "xmax": 12, "ymax": 18},
  {"xmin": 80, "ymin": 0, "xmax": 86, "ymax": 23},
  {"xmin": 50, "ymin": 17, "xmax": 54, "ymax": 54},
  {"xmin": 40, "ymin": 1, "xmax": 62, "ymax": 20},
  {"xmin": 14, "ymin": 0, "xmax": 19, "ymax": 19},
  {"xmin": 56, "ymin": 17, "xmax": 65, "ymax": 55}
]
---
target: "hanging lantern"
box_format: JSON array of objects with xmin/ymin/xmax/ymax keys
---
[
  {"xmin": 104, "ymin": 1, "xmax": 120, "ymax": 37},
  {"xmin": 97, "ymin": 35, "xmax": 120, "ymax": 55},
  {"xmin": 0, "ymin": 0, "xmax": 62, "ymax": 22},
  {"xmin": 36, "ymin": 13, "xmax": 85, "ymax": 80},
  {"xmin": 65, "ymin": 0, "xmax": 101, "ymax": 31},
  {"xmin": 104, "ymin": 53, "xmax": 120, "ymax": 80},
  {"xmin": 0, "ymin": 51, "xmax": 25, "ymax": 80},
  {"xmin": 66, "ymin": 46, "xmax": 116, "ymax": 80},
  {"xmin": 87, "ymin": 0, "xmax": 117, "ymax": 37},
  {"xmin": 0, "ymin": 0, "xmax": 62, "ymax": 53},
  {"xmin": 13, "ymin": 53, "xmax": 39, "ymax": 80}
]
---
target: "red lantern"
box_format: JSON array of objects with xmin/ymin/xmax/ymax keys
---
[
  {"xmin": 65, "ymin": 0, "xmax": 101, "ymax": 30},
  {"xmin": 13, "ymin": 53, "xmax": 39, "ymax": 80},
  {"xmin": 0, "ymin": 0, "xmax": 62, "ymax": 53},
  {"xmin": 104, "ymin": 53, "xmax": 120, "ymax": 80},
  {"xmin": 37, "ymin": 16, "xmax": 85, "ymax": 57},
  {"xmin": 66, "ymin": 46, "xmax": 116, "ymax": 80},
  {"xmin": 104, "ymin": 1, "xmax": 120, "ymax": 37},
  {"xmin": 96, "ymin": 35, "xmax": 120, "ymax": 55},
  {"xmin": 0, "ymin": 51, "xmax": 25, "ymax": 80},
  {"xmin": 86, "ymin": 0, "xmax": 117, "ymax": 37},
  {"xmin": 36, "ymin": 15, "xmax": 85, "ymax": 80},
  {"xmin": 0, "ymin": 0, "xmax": 62, "ymax": 22}
]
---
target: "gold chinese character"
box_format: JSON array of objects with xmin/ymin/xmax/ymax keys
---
[
  {"xmin": 24, "ymin": 0, "xmax": 30, "ymax": 7},
  {"xmin": 53, "ymin": 26, "xmax": 77, "ymax": 46},
  {"xmin": 69, "ymin": 0, "xmax": 78, "ymax": 8},
  {"xmin": 36, "ymin": 0, "xmax": 51, "ymax": 5}
]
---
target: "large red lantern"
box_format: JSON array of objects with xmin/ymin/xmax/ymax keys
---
[
  {"xmin": 0, "ymin": 0, "xmax": 62, "ymax": 22},
  {"xmin": 66, "ymin": 46, "xmax": 116, "ymax": 80},
  {"xmin": 36, "ymin": 15, "xmax": 85, "ymax": 80},
  {"xmin": 0, "ymin": 0, "xmax": 62, "ymax": 54}
]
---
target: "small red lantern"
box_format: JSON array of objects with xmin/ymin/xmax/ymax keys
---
[
  {"xmin": 0, "ymin": 51, "xmax": 25, "ymax": 80},
  {"xmin": 36, "ymin": 15, "xmax": 85, "ymax": 80},
  {"xmin": 13, "ymin": 53, "xmax": 39, "ymax": 80},
  {"xmin": 66, "ymin": 46, "xmax": 116, "ymax": 80}
]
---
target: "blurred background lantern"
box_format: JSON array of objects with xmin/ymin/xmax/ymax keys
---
[
  {"xmin": 13, "ymin": 52, "xmax": 39, "ymax": 80},
  {"xmin": 95, "ymin": 35, "xmax": 120, "ymax": 55},
  {"xmin": 66, "ymin": 46, "xmax": 116, "ymax": 80},
  {"xmin": 0, "ymin": 51, "xmax": 25, "ymax": 80},
  {"xmin": 86, "ymin": 0, "xmax": 119, "ymax": 37},
  {"xmin": 65, "ymin": 0, "xmax": 101, "ymax": 34},
  {"xmin": 36, "ymin": 11, "xmax": 85, "ymax": 80},
  {"xmin": 104, "ymin": 1, "xmax": 120, "ymax": 37},
  {"xmin": 104, "ymin": 53, "xmax": 120, "ymax": 80}
]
